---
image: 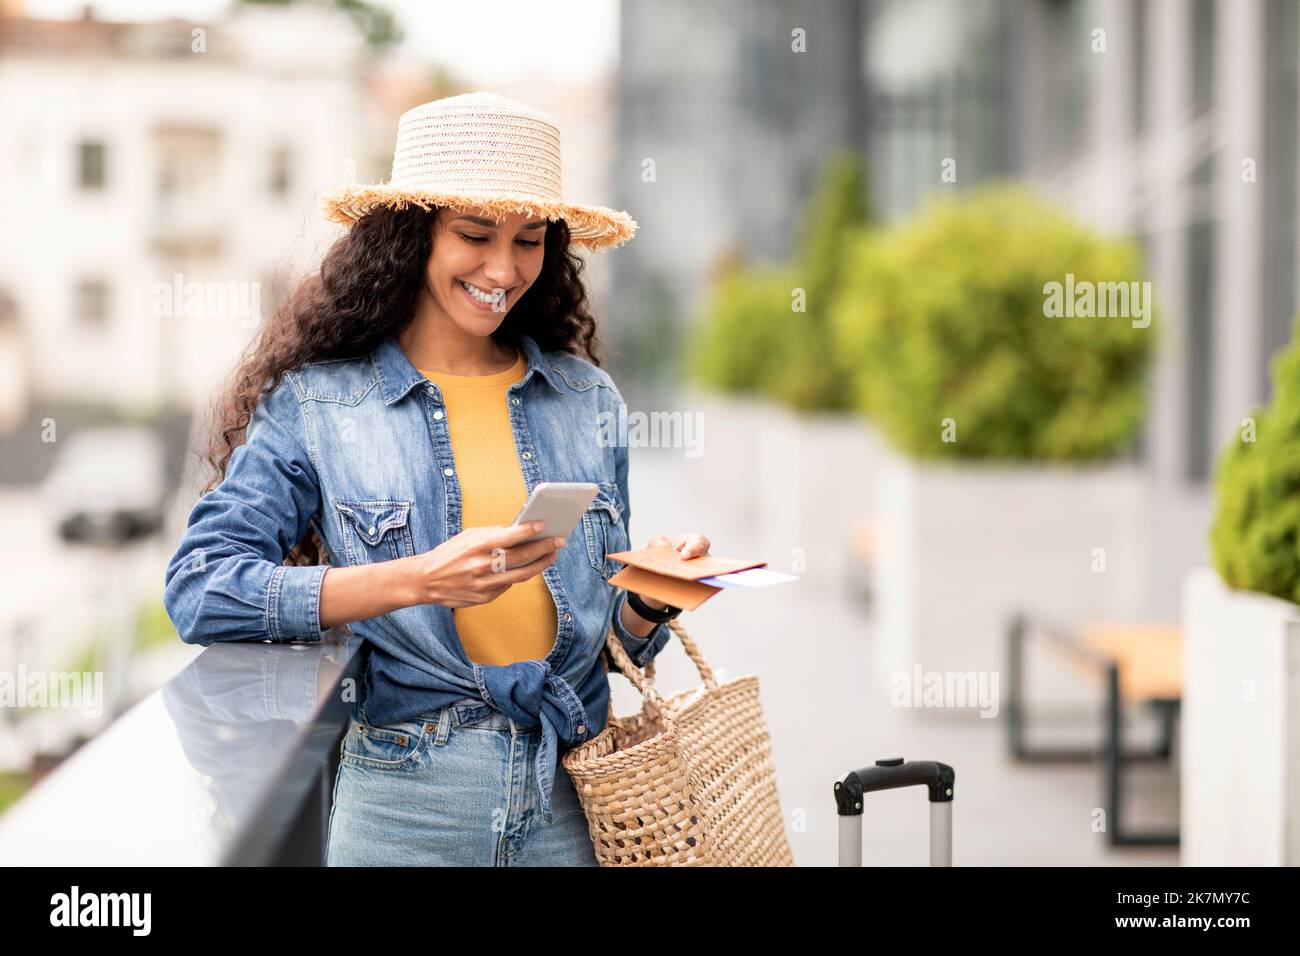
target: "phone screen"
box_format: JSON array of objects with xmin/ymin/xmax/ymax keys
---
[{"xmin": 512, "ymin": 482, "xmax": 599, "ymax": 543}]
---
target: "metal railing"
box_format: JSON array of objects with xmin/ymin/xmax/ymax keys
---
[{"xmin": 0, "ymin": 630, "xmax": 360, "ymax": 865}]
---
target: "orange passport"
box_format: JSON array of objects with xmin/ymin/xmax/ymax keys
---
[{"xmin": 606, "ymin": 546, "xmax": 766, "ymax": 611}]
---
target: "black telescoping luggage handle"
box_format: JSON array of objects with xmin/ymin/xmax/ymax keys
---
[
  {"xmin": 835, "ymin": 758, "xmax": 956, "ymax": 866},
  {"xmin": 834, "ymin": 758, "xmax": 955, "ymax": 815}
]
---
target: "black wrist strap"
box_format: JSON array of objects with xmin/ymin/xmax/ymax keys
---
[{"xmin": 626, "ymin": 590, "xmax": 682, "ymax": 623}]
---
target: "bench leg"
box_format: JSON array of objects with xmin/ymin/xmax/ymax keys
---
[
  {"xmin": 1150, "ymin": 698, "xmax": 1179, "ymax": 760},
  {"xmin": 1105, "ymin": 667, "xmax": 1179, "ymax": 847},
  {"xmin": 1008, "ymin": 614, "xmax": 1098, "ymax": 762},
  {"xmin": 1008, "ymin": 615, "xmax": 1181, "ymax": 765}
]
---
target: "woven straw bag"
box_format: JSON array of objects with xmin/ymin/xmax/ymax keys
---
[{"xmin": 561, "ymin": 618, "xmax": 794, "ymax": 866}]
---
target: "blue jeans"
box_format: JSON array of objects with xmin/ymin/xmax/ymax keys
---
[{"xmin": 325, "ymin": 699, "xmax": 599, "ymax": 866}]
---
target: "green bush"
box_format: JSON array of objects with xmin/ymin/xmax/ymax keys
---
[
  {"xmin": 689, "ymin": 266, "xmax": 799, "ymax": 398},
  {"xmin": 795, "ymin": 150, "xmax": 872, "ymax": 323},
  {"xmin": 1211, "ymin": 318, "xmax": 1300, "ymax": 602},
  {"xmin": 830, "ymin": 185, "xmax": 1155, "ymax": 460},
  {"xmin": 690, "ymin": 150, "xmax": 870, "ymax": 411},
  {"xmin": 0, "ymin": 771, "xmax": 34, "ymax": 816}
]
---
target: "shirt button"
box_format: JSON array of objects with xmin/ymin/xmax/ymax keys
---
[
  {"xmin": 563, "ymin": 612, "xmax": 572, "ymax": 623},
  {"xmin": 426, "ymin": 385, "xmax": 436, "ymax": 396},
  {"xmin": 576, "ymin": 724, "xmax": 586, "ymax": 736},
  {"xmin": 522, "ymin": 452, "xmax": 532, "ymax": 460},
  {"xmin": 367, "ymin": 525, "xmax": 376, "ymax": 536},
  {"xmin": 511, "ymin": 397, "xmax": 521, "ymax": 406},
  {"xmin": 433, "ymin": 409, "xmax": 444, "ymax": 421},
  {"xmin": 443, "ymin": 467, "xmax": 454, "ymax": 477}
]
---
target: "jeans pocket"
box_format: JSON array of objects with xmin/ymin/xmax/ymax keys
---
[
  {"xmin": 340, "ymin": 716, "xmax": 429, "ymax": 771},
  {"xmin": 334, "ymin": 499, "xmax": 415, "ymax": 565}
]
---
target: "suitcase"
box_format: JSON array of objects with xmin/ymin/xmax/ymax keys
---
[{"xmin": 835, "ymin": 758, "xmax": 955, "ymax": 866}]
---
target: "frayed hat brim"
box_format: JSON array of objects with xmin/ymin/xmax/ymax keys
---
[{"xmin": 318, "ymin": 184, "xmax": 637, "ymax": 251}]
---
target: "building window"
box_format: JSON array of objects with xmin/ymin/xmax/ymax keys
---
[
  {"xmin": 1042, "ymin": 0, "xmax": 1090, "ymax": 162},
  {"xmin": 1191, "ymin": 0, "xmax": 1215, "ymax": 112},
  {"xmin": 159, "ymin": 160, "xmax": 178, "ymax": 198},
  {"xmin": 269, "ymin": 145, "xmax": 292, "ymax": 196},
  {"xmin": 154, "ymin": 124, "xmax": 221, "ymax": 198},
  {"xmin": 1185, "ymin": 222, "xmax": 1215, "ymax": 482},
  {"xmin": 77, "ymin": 141, "xmax": 106, "ymax": 190},
  {"xmin": 1134, "ymin": 231, "xmax": 1155, "ymax": 463},
  {"xmin": 1188, "ymin": 0, "xmax": 1216, "ymax": 189},
  {"xmin": 1261, "ymin": 0, "xmax": 1299, "ymax": 398},
  {"xmin": 1131, "ymin": 0, "xmax": 1148, "ymax": 137},
  {"xmin": 153, "ymin": 124, "xmax": 224, "ymax": 257},
  {"xmin": 75, "ymin": 278, "xmax": 110, "ymax": 329},
  {"xmin": 1183, "ymin": 0, "xmax": 1216, "ymax": 482}
]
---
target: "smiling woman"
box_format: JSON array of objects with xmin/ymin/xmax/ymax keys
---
[
  {"xmin": 432, "ymin": 211, "xmax": 548, "ymax": 323},
  {"xmin": 163, "ymin": 91, "xmax": 712, "ymax": 868}
]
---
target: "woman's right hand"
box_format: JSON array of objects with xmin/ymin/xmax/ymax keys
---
[{"xmin": 407, "ymin": 522, "xmax": 565, "ymax": 608}]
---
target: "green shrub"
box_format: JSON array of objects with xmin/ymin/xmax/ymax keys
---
[
  {"xmin": 830, "ymin": 185, "xmax": 1155, "ymax": 460},
  {"xmin": 690, "ymin": 150, "xmax": 870, "ymax": 411},
  {"xmin": 689, "ymin": 266, "xmax": 800, "ymax": 398},
  {"xmin": 1211, "ymin": 318, "xmax": 1300, "ymax": 602},
  {"xmin": 795, "ymin": 149, "xmax": 872, "ymax": 324},
  {"xmin": 0, "ymin": 771, "xmax": 34, "ymax": 816},
  {"xmin": 135, "ymin": 595, "xmax": 178, "ymax": 651}
]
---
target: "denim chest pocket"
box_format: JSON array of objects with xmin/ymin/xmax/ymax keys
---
[
  {"xmin": 340, "ymin": 717, "xmax": 429, "ymax": 771},
  {"xmin": 582, "ymin": 481, "xmax": 630, "ymax": 579},
  {"xmin": 334, "ymin": 499, "xmax": 414, "ymax": 565}
]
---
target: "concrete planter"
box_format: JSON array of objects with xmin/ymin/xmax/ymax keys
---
[
  {"xmin": 1181, "ymin": 567, "xmax": 1300, "ymax": 865},
  {"xmin": 679, "ymin": 388, "xmax": 880, "ymax": 591},
  {"xmin": 869, "ymin": 446, "xmax": 1150, "ymax": 705}
]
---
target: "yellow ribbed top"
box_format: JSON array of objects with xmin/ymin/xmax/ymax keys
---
[{"xmin": 419, "ymin": 349, "xmax": 557, "ymax": 665}]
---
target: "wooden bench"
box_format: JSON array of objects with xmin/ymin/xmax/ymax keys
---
[
  {"xmin": 1078, "ymin": 622, "xmax": 1183, "ymax": 703},
  {"xmin": 1007, "ymin": 614, "xmax": 1182, "ymax": 847}
]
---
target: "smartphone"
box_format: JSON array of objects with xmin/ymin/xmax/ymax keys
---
[{"xmin": 512, "ymin": 482, "xmax": 599, "ymax": 544}]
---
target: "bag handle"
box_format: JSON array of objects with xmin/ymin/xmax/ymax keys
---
[{"xmin": 602, "ymin": 617, "xmax": 720, "ymax": 727}]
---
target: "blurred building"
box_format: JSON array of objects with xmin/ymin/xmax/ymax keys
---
[
  {"xmin": 0, "ymin": 3, "xmax": 378, "ymax": 423},
  {"xmin": 612, "ymin": 0, "xmax": 866, "ymax": 382},
  {"xmin": 614, "ymin": 0, "xmax": 1297, "ymax": 616},
  {"xmin": 864, "ymin": 0, "xmax": 1297, "ymax": 615}
]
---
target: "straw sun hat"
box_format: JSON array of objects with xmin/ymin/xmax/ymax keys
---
[{"xmin": 319, "ymin": 91, "xmax": 637, "ymax": 251}]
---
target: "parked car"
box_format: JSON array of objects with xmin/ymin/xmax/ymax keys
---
[{"xmin": 42, "ymin": 427, "xmax": 167, "ymax": 545}]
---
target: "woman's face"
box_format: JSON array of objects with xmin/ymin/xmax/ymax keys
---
[{"xmin": 426, "ymin": 206, "xmax": 549, "ymax": 336}]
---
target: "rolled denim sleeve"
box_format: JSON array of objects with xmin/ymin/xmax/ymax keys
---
[
  {"xmin": 611, "ymin": 588, "xmax": 670, "ymax": 667},
  {"xmin": 608, "ymin": 383, "xmax": 671, "ymax": 668},
  {"xmin": 164, "ymin": 376, "xmax": 328, "ymax": 646}
]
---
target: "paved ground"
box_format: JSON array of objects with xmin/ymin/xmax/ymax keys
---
[{"xmin": 617, "ymin": 436, "xmax": 1180, "ymax": 867}]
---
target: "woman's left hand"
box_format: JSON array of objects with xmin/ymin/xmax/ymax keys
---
[
  {"xmin": 632, "ymin": 532, "xmax": 711, "ymax": 611},
  {"xmin": 647, "ymin": 532, "xmax": 710, "ymax": 559}
]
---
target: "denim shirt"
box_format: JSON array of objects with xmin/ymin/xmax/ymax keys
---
[{"xmin": 163, "ymin": 332, "xmax": 671, "ymax": 823}]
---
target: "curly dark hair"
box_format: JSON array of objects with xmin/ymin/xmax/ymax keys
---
[{"xmin": 199, "ymin": 204, "xmax": 603, "ymax": 566}]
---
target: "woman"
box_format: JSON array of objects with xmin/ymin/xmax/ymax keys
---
[{"xmin": 163, "ymin": 92, "xmax": 710, "ymax": 866}]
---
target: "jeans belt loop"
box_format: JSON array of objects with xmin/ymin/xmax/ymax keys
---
[{"xmin": 433, "ymin": 705, "xmax": 453, "ymax": 747}]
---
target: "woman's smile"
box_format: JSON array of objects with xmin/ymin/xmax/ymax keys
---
[{"xmin": 458, "ymin": 278, "xmax": 512, "ymax": 311}]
